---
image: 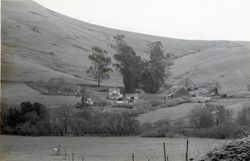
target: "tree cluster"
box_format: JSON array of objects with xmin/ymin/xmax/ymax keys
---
[
  {"xmin": 112, "ymin": 35, "xmax": 144, "ymax": 93},
  {"xmin": 189, "ymin": 104, "xmax": 232, "ymax": 129},
  {"xmin": 86, "ymin": 35, "xmax": 171, "ymax": 93},
  {"xmin": 1, "ymin": 102, "xmax": 50, "ymax": 135},
  {"xmin": 112, "ymin": 35, "xmax": 171, "ymax": 93},
  {"xmin": 1, "ymin": 102, "xmax": 140, "ymax": 136},
  {"xmin": 188, "ymin": 104, "xmax": 248, "ymax": 139},
  {"xmin": 141, "ymin": 41, "xmax": 171, "ymax": 93}
]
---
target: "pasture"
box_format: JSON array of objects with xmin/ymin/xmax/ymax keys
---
[
  {"xmin": 138, "ymin": 98, "xmax": 250, "ymax": 124},
  {"xmin": 1, "ymin": 82, "xmax": 79, "ymax": 106},
  {"xmin": 0, "ymin": 136, "xmax": 228, "ymax": 161}
]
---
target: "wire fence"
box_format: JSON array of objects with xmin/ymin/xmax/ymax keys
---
[{"xmin": 51, "ymin": 139, "xmax": 203, "ymax": 161}]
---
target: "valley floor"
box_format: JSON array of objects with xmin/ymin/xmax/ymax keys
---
[{"xmin": 0, "ymin": 135, "xmax": 228, "ymax": 161}]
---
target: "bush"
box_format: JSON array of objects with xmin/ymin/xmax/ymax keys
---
[
  {"xmin": 172, "ymin": 119, "xmax": 185, "ymax": 135},
  {"xmin": 2, "ymin": 102, "xmax": 141, "ymax": 136},
  {"xmin": 104, "ymin": 112, "xmax": 141, "ymax": 135},
  {"xmin": 211, "ymin": 122, "xmax": 247, "ymax": 139},
  {"xmin": 189, "ymin": 107, "xmax": 214, "ymax": 128},
  {"xmin": 186, "ymin": 122, "xmax": 247, "ymax": 139},
  {"xmin": 237, "ymin": 106, "xmax": 250, "ymax": 127},
  {"xmin": 133, "ymin": 94, "xmax": 167, "ymax": 114},
  {"xmin": 2, "ymin": 102, "xmax": 50, "ymax": 136},
  {"xmin": 71, "ymin": 110, "xmax": 141, "ymax": 136},
  {"xmin": 150, "ymin": 99, "xmax": 163, "ymax": 107},
  {"xmin": 186, "ymin": 105, "xmax": 246, "ymax": 139},
  {"xmin": 199, "ymin": 137, "xmax": 250, "ymax": 161},
  {"xmin": 15, "ymin": 122, "xmax": 39, "ymax": 135},
  {"xmin": 141, "ymin": 118, "xmax": 174, "ymax": 137},
  {"xmin": 133, "ymin": 99, "xmax": 152, "ymax": 114}
]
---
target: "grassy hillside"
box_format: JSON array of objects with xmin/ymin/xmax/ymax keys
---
[
  {"xmin": 2, "ymin": 0, "xmax": 249, "ymax": 89},
  {"xmin": 1, "ymin": 82, "xmax": 79, "ymax": 106},
  {"xmin": 138, "ymin": 98, "xmax": 250, "ymax": 124},
  {"xmin": 170, "ymin": 45, "xmax": 250, "ymax": 95},
  {"xmin": 1, "ymin": 0, "xmax": 250, "ymax": 109}
]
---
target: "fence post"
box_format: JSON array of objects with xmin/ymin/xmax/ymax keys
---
[
  {"xmin": 132, "ymin": 153, "xmax": 134, "ymax": 161},
  {"xmin": 64, "ymin": 147, "xmax": 67, "ymax": 160},
  {"xmin": 72, "ymin": 152, "xmax": 74, "ymax": 161},
  {"xmin": 163, "ymin": 142, "xmax": 166, "ymax": 161},
  {"xmin": 56, "ymin": 147, "xmax": 58, "ymax": 156},
  {"xmin": 58, "ymin": 145, "xmax": 61, "ymax": 155},
  {"xmin": 186, "ymin": 139, "xmax": 189, "ymax": 161}
]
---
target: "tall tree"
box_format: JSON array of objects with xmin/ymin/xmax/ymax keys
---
[
  {"xmin": 141, "ymin": 41, "xmax": 171, "ymax": 93},
  {"xmin": 86, "ymin": 46, "xmax": 112, "ymax": 87},
  {"xmin": 113, "ymin": 35, "xmax": 144, "ymax": 93}
]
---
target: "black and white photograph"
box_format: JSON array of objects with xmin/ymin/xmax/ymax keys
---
[{"xmin": 1, "ymin": 0, "xmax": 250, "ymax": 161}]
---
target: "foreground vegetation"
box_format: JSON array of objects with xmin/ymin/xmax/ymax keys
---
[
  {"xmin": 1, "ymin": 101, "xmax": 249, "ymax": 139},
  {"xmin": 199, "ymin": 137, "xmax": 250, "ymax": 161},
  {"xmin": 1, "ymin": 136, "xmax": 228, "ymax": 161}
]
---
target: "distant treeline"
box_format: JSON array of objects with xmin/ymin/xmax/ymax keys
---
[
  {"xmin": 141, "ymin": 104, "xmax": 250, "ymax": 139},
  {"xmin": 1, "ymin": 102, "xmax": 249, "ymax": 139},
  {"xmin": 0, "ymin": 102, "xmax": 140, "ymax": 136}
]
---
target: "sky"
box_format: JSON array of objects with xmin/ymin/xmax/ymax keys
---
[{"xmin": 34, "ymin": 0, "xmax": 250, "ymax": 41}]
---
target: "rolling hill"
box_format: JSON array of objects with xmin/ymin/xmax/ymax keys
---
[{"xmin": 1, "ymin": 0, "xmax": 250, "ymax": 106}]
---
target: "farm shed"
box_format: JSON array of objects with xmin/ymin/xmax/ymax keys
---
[
  {"xmin": 109, "ymin": 88, "xmax": 123, "ymax": 100},
  {"xmin": 168, "ymin": 87, "xmax": 190, "ymax": 98}
]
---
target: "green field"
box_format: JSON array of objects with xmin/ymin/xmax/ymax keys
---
[{"xmin": 0, "ymin": 136, "xmax": 228, "ymax": 161}]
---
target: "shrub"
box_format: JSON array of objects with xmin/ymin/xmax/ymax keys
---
[
  {"xmin": 101, "ymin": 112, "xmax": 141, "ymax": 135},
  {"xmin": 186, "ymin": 122, "xmax": 247, "ymax": 139},
  {"xmin": 142, "ymin": 118, "xmax": 173, "ymax": 137},
  {"xmin": 132, "ymin": 99, "xmax": 157, "ymax": 114},
  {"xmin": 205, "ymin": 104, "xmax": 232, "ymax": 125},
  {"xmin": 2, "ymin": 102, "xmax": 50, "ymax": 135},
  {"xmin": 15, "ymin": 122, "xmax": 39, "ymax": 136},
  {"xmin": 172, "ymin": 119, "xmax": 185, "ymax": 135},
  {"xmin": 211, "ymin": 122, "xmax": 247, "ymax": 139},
  {"xmin": 189, "ymin": 107, "xmax": 214, "ymax": 128},
  {"xmin": 4, "ymin": 106, "xmax": 24, "ymax": 128},
  {"xmin": 199, "ymin": 137, "xmax": 250, "ymax": 161},
  {"xmin": 150, "ymin": 99, "xmax": 163, "ymax": 107},
  {"xmin": 72, "ymin": 110, "xmax": 141, "ymax": 136},
  {"xmin": 237, "ymin": 106, "xmax": 250, "ymax": 127}
]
